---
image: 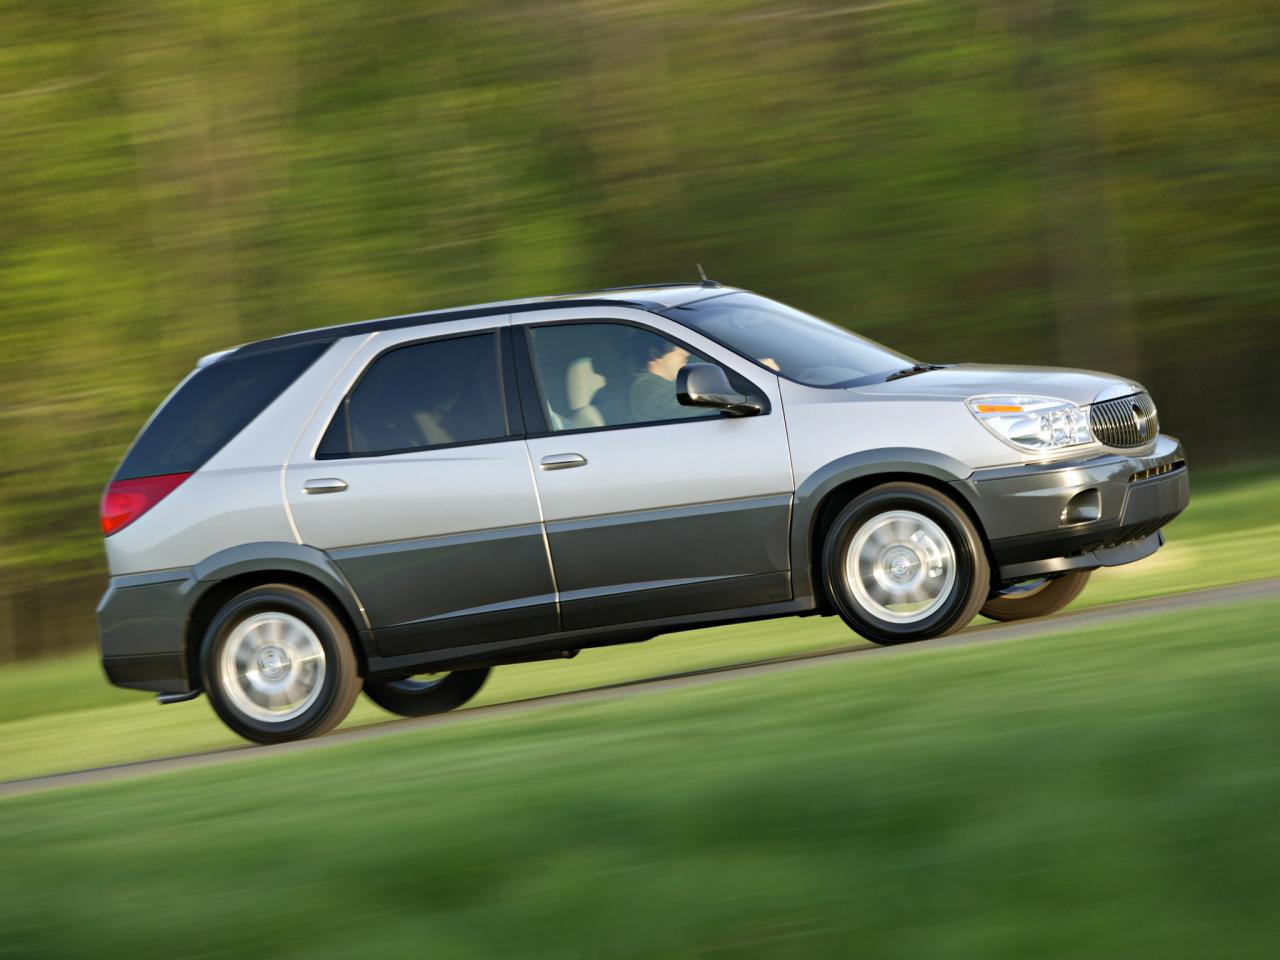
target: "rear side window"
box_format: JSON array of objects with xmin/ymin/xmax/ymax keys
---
[
  {"xmin": 116, "ymin": 342, "xmax": 330, "ymax": 481},
  {"xmin": 317, "ymin": 332, "xmax": 508, "ymax": 458}
]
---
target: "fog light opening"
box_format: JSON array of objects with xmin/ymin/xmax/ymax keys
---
[{"xmin": 1061, "ymin": 489, "xmax": 1101, "ymax": 525}]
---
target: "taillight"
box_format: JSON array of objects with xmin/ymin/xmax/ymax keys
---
[{"xmin": 100, "ymin": 472, "xmax": 192, "ymax": 536}]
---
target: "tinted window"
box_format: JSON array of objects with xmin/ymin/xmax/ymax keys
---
[
  {"xmin": 318, "ymin": 333, "xmax": 507, "ymax": 457},
  {"xmin": 662, "ymin": 292, "xmax": 914, "ymax": 387},
  {"xmin": 116, "ymin": 342, "xmax": 330, "ymax": 480},
  {"xmin": 527, "ymin": 322, "xmax": 720, "ymax": 431}
]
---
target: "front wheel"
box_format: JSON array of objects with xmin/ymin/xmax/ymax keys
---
[
  {"xmin": 822, "ymin": 482, "xmax": 990, "ymax": 645},
  {"xmin": 363, "ymin": 668, "xmax": 490, "ymax": 718},
  {"xmin": 980, "ymin": 571, "xmax": 1091, "ymax": 622}
]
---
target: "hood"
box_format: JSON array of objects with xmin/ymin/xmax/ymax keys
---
[{"xmin": 858, "ymin": 363, "xmax": 1142, "ymax": 407}]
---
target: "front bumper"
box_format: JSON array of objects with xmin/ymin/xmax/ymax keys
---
[
  {"xmin": 97, "ymin": 569, "xmax": 199, "ymax": 693},
  {"xmin": 956, "ymin": 435, "xmax": 1189, "ymax": 583}
]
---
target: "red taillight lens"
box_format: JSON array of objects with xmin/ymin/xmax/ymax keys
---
[{"xmin": 100, "ymin": 472, "xmax": 192, "ymax": 536}]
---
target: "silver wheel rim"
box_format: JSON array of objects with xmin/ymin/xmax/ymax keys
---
[
  {"xmin": 218, "ymin": 611, "xmax": 327, "ymax": 723},
  {"xmin": 845, "ymin": 509, "xmax": 957, "ymax": 624}
]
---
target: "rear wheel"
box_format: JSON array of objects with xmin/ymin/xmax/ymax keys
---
[
  {"xmin": 981, "ymin": 571, "xmax": 1091, "ymax": 622},
  {"xmin": 822, "ymin": 482, "xmax": 989, "ymax": 645},
  {"xmin": 363, "ymin": 668, "xmax": 490, "ymax": 717},
  {"xmin": 200, "ymin": 584, "xmax": 362, "ymax": 744}
]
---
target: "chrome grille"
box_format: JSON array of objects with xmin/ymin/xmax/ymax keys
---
[{"xmin": 1089, "ymin": 392, "xmax": 1159, "ymax": 448}]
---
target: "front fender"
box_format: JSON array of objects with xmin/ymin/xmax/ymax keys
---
[{"xmin": 789, "ymin": 448, "xmax": 975, "ymax": 603}]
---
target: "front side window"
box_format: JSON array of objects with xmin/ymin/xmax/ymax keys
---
[
  {"xmin": 318, "ymin": 333, "xmax": 507, "ymax": 457},
  {"xmin": 661, "ymin": 292, "xmax": 914, "ymax": 387},
  {"xmin": 526, "ymin": 323, "xmax": 721, "ymax": 432}
]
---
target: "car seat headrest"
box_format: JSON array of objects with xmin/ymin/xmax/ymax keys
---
[{"xmin": 566, "ymin": 357, "xmax": 606, "ymax": 412}]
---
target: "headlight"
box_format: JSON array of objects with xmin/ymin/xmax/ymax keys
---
[{"xmin": 966, "ymin": 395, "xmax": 1093, "ymax": 452}]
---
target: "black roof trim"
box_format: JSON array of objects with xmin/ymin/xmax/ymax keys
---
[
  {"xmin": 230, "ymin": 297, "xmax": 665, "ymax": 358},
  {"xmin": 571, "ymin": 280, "xmax": 722, "ymax": 294}
]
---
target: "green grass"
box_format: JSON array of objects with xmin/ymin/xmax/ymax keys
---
[
  {"xmin": 0, "ymin": 465, "xmax": 1276, "ymax": 783},
  {"xmin": 2, "ymin": 598, "xmax": 1278, "ymax": 958}
]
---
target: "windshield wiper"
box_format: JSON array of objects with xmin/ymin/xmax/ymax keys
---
[{"xmin": 884, "ymin": 363, "xmax": 944, "ymax": 382}]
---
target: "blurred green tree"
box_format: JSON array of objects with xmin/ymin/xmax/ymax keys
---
[{"xmin": 0, "ymin": 0, "xmax": 1276, "ymax": 657}]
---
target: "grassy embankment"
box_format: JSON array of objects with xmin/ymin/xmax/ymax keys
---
[
  {"xmin": 0, "ymin": 463, "xmax": 1275, "ymax": 783},
  {"xmin": 1, "ymin": 596, "xmax": 1278, "ymax": 957}
]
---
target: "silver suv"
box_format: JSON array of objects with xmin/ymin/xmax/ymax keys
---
[{"xmin": 98, "ymin": 284, "xmax": 1189, "ymax": 743}]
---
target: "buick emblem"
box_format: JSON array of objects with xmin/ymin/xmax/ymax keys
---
[{"xmin": 1132, "ymin": 402, "xmax": 1148, "ymax": 439}]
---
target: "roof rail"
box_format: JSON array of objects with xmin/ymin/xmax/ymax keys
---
[
  {"xmin": 223, "ymin": 282, "xmax": 729, "ymax": 360},
  {"xmin": 228, "ymin": 296, "xmax": 661, "ymax": 359},
  {"xmin": 574, "ymin": 281, "xmax": 721, "ymax": 294}
]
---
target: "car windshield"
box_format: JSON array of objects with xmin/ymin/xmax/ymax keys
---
[{"xmin": 661, "ymin": 292, "xmax": 914, "ymax": 387}]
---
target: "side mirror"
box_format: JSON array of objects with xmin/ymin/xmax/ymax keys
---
[{"xmin": 676, "ymin": 363, "xmax": 764, "ymax": 417}]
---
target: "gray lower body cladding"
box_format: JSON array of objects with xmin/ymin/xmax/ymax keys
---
[
  {"xmin": 331, "ymin": 523, "xmax": 560, "ymax": 658},
  {"xmin": 958, "ymin": 437, "xmax": 1189, "ymax": 581},
  {"xmin": 98, "ymin": 495, "xmax": 795, "ymax": 691},
  {"xmin": 98, "ymin": 570, "xmax": 198, "ymax": 692},
  {"xmin": 544, "ymin": 495, "xmax": 792, "ymax": 631},
  {"xmin": 97, "ymin": 547, "xmax": 377, "ymax": 694},
  {"xmin": 343, "ymin": 494, "xmax": 792, "ymax": 653}
]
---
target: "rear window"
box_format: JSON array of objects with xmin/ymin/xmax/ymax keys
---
[{"xmin": 115, "ymin": 341, "xmax": 330, "ymax": 480}]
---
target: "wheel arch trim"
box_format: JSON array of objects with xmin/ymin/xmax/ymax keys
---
[
  {"xmin": 188, "ymin": 542, "xmax": 374, "ymax": 674},
  {"xmin": 790, "ymin": 448, "xmax": 981, "ymax": 604},
  {"xmin": 194, "ymin": 541, "xmax": 369, "ymax": 625}
]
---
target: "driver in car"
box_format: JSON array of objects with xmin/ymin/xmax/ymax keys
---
[{"xmin": 630, "ymin": 340, "xmax": 706, "ymax": 422}]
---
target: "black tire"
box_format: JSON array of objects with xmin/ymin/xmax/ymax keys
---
[
  {"xmin": 200, "ymin": 584, "xmax": 362, "ymax": 745},
  {"xmin": 822, "ymin": 482, "xmax": 990, "ymax": 645},
  {"xmin": 981, "ymin": 571, "xmax": 1091, "ymax": 622},
  {"xmin": 363, "ymin": 668, "xmax": 490, "ymax": 718}
]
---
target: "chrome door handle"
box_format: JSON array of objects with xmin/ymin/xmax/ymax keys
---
[
  {"xmin": 303, "ymin": 477, "xmax": 348, "ymax": 494},
  {"xmin": 540, "ymin": 453, "xmax": 587, "ymax": 471}
]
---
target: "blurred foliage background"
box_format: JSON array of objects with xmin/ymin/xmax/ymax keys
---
[{"xmin": 0, "ymin": 0, "xmax": 1276, "ymax": 659}]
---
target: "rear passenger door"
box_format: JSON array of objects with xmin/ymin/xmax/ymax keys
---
[
  {"xmin": 286, "ymin": 321, "xmax": 557, "ymax": 658},
  {"xmin": 515, "ymin": 309, "xmax": 795, "ymax": 631}
]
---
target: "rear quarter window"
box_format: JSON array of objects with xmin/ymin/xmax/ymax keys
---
[{"xmin": 115, "ymin": 341, "xmax": 330, "ymax": 480}]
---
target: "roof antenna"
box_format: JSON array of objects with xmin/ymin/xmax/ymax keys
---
[{"xmin": 695, "ymin": 262, "xmax": 717, "ymax": 287}]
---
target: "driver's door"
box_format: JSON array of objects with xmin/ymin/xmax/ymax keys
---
[{"xmin": 516, "ymin": 309, "xmax": 795, "ymax": 631}]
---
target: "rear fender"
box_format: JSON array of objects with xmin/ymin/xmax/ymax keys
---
[{"xmin": 193, "ymin": 542, "xmax": 372, "ymax": 649}]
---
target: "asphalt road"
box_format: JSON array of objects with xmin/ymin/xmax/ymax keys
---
[{"xmin": 2, "ymin": 577, "xmax": 1276, "ymax": 800}]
